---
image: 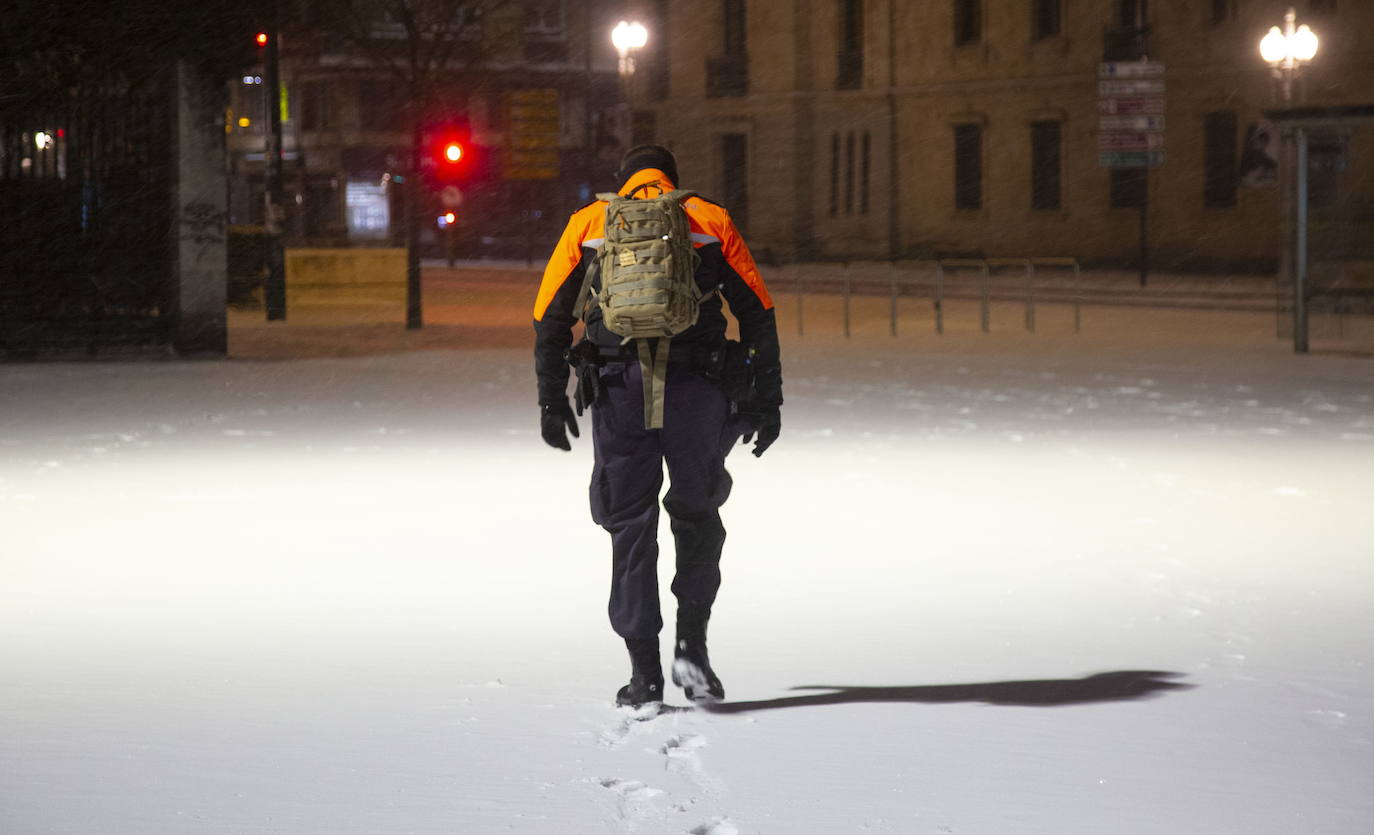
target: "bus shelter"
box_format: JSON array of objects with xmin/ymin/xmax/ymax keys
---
[{"xmin": 1264, "ymin": 105, "xmax": 1374, "ymax": 354}]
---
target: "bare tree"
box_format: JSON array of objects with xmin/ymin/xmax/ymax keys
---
[{"xmin": 314, "ymin": 0, "xmax": 497, "ymax": 329}]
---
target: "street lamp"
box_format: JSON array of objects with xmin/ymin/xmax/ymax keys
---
[
  {"xmin": 1260, "ymin": 7, "xmax": 1318, "ymax": 104},
  {"xmin": 1260, "ymin": 9, "xmax": 1320, "ymax": 355},
  {"xmin": 611, "ymin": 20, "xmax": 648, "ymax": 76},
  {"xmin": 610, "ymin": 21, "xmax": 649, "ymax": 150}
]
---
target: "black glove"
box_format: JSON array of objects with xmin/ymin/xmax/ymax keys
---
[
  {"xmin": 540, "ymin": 400, "xmax": 579, "ymax": 451},
  {"xmin": 738, "ymin": 406, "xmax": 781, "ymax": 458}
]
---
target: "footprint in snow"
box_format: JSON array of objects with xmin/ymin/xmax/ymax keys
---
[
  {"xmin": 657, "ymin": 733, "xmax": 709, "ymax": 773},
  {"xmin": 661, "ymin": 733, "xmax": 707, "ymax": 758},
  {"xmin": 599, "ymin": 703, "xmax": 678, "ymax": 748},
  {"xmin": 659, "ymin": 731, "xmax": 728, "ymax": 807},
  {"xmin": 597, "ymin": 777, "xmax": 665, "ymax": 825},
  {"xmin": 690, "ymin": 818, "xmax": 740, "ymax": 835},
  {"xmin": 598, "ymin": 777, "xmax": 663, "ymax": 799}
]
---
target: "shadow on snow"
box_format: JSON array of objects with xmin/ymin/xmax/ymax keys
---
[{"xmin": 703, "ymin": 670, "xmax": 1192, "ymax": 714}]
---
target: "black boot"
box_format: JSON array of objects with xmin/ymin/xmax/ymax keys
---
[
  {"xmin": 671, "ymin": 617, "xmax": 725, "ymax": 702},
  {"xmin": 616, "ymin": 637, "xmax": 664, "ymax": 707}
]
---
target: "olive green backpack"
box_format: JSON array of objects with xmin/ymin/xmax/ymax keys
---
[{"xmin": 575, "ymin": 187, "xmax": 705, "ymax": 429}]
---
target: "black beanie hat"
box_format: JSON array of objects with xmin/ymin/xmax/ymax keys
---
[{"xmin": 616, "ymin": 144, "xmax": 679, "ymax": 187}]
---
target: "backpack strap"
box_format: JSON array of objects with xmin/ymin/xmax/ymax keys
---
[
  {"xmin": 573, "ymin": 191, "xmax": 629, "ymax": 324},
  {"xmin": 572, "ymin": 255, "xmax": 599, "ymax": 323},
  {"xmin": 636, "ymin": 337, "xmax": 671, "ymax": 430}
]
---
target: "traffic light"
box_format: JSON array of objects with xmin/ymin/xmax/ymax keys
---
[
  {"xmin": 255, "ymin": 32, "xmax": 269, "ymax": 47},
  {"xmin": 434, "ymin": 138, "xmax": 466, "ymax": 178},
  {"xmin": 427, "ymin": 126, "xmax": 472, "ymax": 185}
]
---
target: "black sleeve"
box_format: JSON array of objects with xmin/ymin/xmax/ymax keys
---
[
  {"xmin": 710, "ymin": 251, "xmax": 783, "ymax": 409},
  {"xmin": 533, "ymin": 255, "xmax": 587, "ymax": 407}
]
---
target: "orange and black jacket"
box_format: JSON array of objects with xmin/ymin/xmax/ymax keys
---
[{"xmin": 533, "ymin": 168, "xmax": 782, "ymax": 410}]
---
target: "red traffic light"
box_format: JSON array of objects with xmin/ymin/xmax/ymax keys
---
[
  {"xmin": 255, "ymin": 32, "xmax": 269, "ymax": 46},
  {"xmin": 427, "ymin": 129, "xmax": 472, "ymax": 184}
]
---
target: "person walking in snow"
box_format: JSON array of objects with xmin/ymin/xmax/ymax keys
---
[{"xmin": 532, "ymin": 144, "xmax": 782, "ymax": 707}]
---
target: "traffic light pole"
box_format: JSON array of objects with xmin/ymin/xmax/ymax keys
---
[
  {"xmin": 263, "ymin": 22, "xmax": 286, "ymax": 321},
  {"xmin": 405, "ymin": 115, "xmax": 423, "ymax": 330},
  {"xmin": 1139, "ymin": 168, "xmax": 1149, "ymax": 288}
]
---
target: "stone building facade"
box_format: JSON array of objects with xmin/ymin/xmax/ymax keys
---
[{"xmin": 628, "ymin": 0, "xmax": 1374, "ymax": 270}]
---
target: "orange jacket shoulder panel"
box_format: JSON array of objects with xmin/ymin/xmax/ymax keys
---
[
  {"xmin": 684, "ymin": 199, "xmax": 773, "ymax": 310},
  {"xmin": 533, "ymin": 202, "xmax": 606, "ymax": 321}
]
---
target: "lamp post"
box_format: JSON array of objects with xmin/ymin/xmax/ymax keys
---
[
  {"xmin": 611, "ymin": 20, "xmax": 648, "ymax": 77},
  {"xmin": 1261, "ymin": 8, "xmax": 1319, "ymax": 354},
  {"xmin": 610, "ymin": 21, "xmax": 648, "ymax": 149},
  {"xmin": 1260, "ymin": 7, "xmax": 1319, "ymax": 104}
]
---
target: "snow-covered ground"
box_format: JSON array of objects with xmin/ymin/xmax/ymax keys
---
[{"xmin": 2, "ymin": 277, "xmax": 1372, "ymax": 834}]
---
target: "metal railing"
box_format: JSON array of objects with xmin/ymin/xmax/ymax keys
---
[{"xmin": 789, "ymin": 257, "xmax": 1084, "ymax": 338}]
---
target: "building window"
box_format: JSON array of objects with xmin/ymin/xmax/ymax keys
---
[
  {"xmin": 721, "ymin": 133, "xmax": 749, "ymax": 231},
  {"xmin": 1032, "ymin": 0, "xmax": 1061, "ymax": 39},
  {"xmin": 1109, "ymin": 168, "xmax": 1146, "ymax": 209},
  {"xmin": 1203, "ymin": 112, "xmax": 1238, "ymax": 208},
  {"xmin": 724, "ymin": 0, "xmax": 747, "ymax": 56},
  {"xmin": 827, "ymin": 131, "xmax": 870, "ymax": 216},
  {"xmin": 837, "ymin": 0, "xmax": 863, "ymax": 89},
  {"xmin": 357, "ymin": 80, "xmax": 402, "ymax": 129},
  {"xmin": 300, "ymin": 81, "xmax": 331, "ymax": 131},
  {"xmin": 631, "ymin": 110, "xmax": 657, "ymax": 146},
  {"xmin": 707, "ymin": 0, "xmax": 749, "ymax": 97},
  {"xmin": 1116, "ymin": 0, "xmax": 1148, "ymax": 28},
  {"xmin": 954, "ymin": 0, "xmax": 981, "ymax": 46},
  {"xmin": 844, "ymin": 132, "xmax": 855, "ymax": 214},
  {"xmin": 829, "ymin": 133, "xmax": 840, "ymax": 216},
  {"xmin": 459, "ymin": 5, "xmax": 484, "ymax": 34},
  {"xmin": 524, "ymin": 0, "xmax": 563, "ymax": 34},
  {"xmin": 861, "ymin": 131, "xmax": 871, "ymax": 214},
  {"xmin": 649, "ymin": 0, "xmax": 671, "ymax": 101},
  {"xmin": 523, "ymin": 0, "xmax": 566, "ymax": 62},
  {"xmin": 1030, "ymin": 121, "xmax": 1061, "ymax": 210},
  {"xmin": 954, "ymin": 123, "xmax": 982, "ymax": 210}
]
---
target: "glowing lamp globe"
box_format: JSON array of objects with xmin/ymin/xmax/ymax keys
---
[
  {"xmin": 1292, "ymin": 25, "xmax": 1319, "ymax": 62},
  {"xmin": 611, "ymin": 21, "xmax": 648, "ymax": 52},
  {"xmin": 1259, "ymin": 27, "xmax": 1287, "ymax": 64}
]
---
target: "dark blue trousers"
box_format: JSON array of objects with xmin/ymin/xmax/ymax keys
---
[{"xmin": 590, "ymin": 361, "xmax": 742, "ymax": 641}]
